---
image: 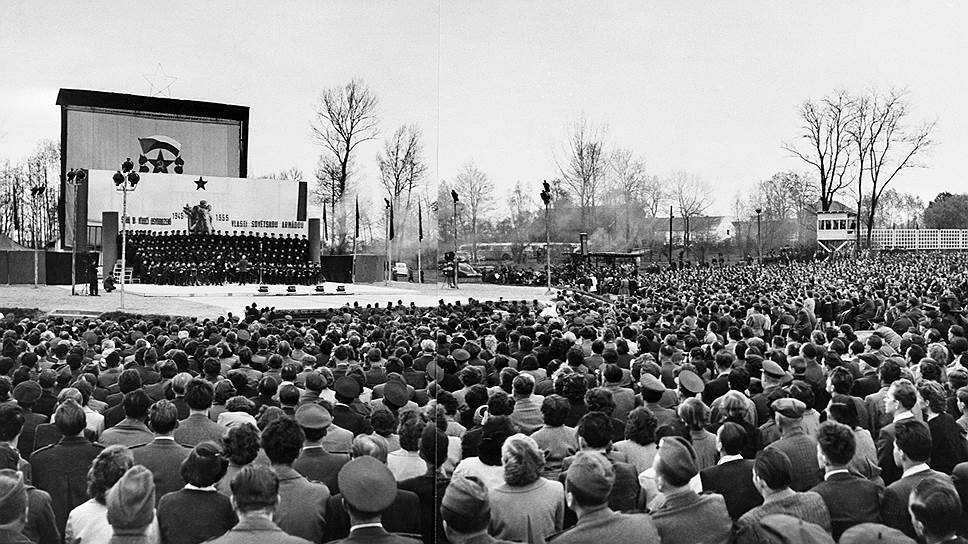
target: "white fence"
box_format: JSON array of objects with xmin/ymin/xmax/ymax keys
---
[{"xmin": 869, "ymin": 229, "xmax": 968, "ymax": 250}]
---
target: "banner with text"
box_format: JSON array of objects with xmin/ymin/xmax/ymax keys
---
[{"xmin": 86, "ymin": 170, "xmax": 310, "ymax": 235}]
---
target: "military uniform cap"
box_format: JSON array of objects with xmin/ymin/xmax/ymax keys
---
[{"xmin": 338, "ymin": 456, "xmax": 396, "ymax": 513}]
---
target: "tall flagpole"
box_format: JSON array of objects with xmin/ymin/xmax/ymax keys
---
[
  {"xmin": 417, "ymin": 201, "xmax": 422, "ymax": 284},
  {"xmin": 351, "ymin": 195, "xmax": 358, "ymax": 284}
]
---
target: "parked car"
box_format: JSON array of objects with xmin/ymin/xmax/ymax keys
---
[{"xmin": 392, "ymin": 262, "xmax": 410, "ymax": 281}]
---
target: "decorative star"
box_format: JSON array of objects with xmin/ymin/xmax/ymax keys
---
[
  {"xmin": 143, "ymin": 63, "xmax": 177, "ymax": 97},
  {"xmin": 152, "ymin": 150, "xmax": 173, "ymax": 173},
  {"xmin": 194, "ymin": 177, "xmax": 208, "ymax": 190}
]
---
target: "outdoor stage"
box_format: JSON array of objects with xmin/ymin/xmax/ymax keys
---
[{"xmin": 41, "ymin": 281, "xmax": 554, "ymax": 317}]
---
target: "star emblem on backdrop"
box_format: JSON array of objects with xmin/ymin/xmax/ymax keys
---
[
  {"xmin": 151, "ymin": 150, "xmax": 173, "ymax": 173},
  {"xmin": 194, "ymin": 177, "xmax": 207, "ymax": 190},
  {"xmin": 143, "ymin": 63, "xmax": 177, "ymax": 97}
]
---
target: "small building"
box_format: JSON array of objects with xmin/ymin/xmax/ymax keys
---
[{"xmin": 816, "ymin": 210, "xmax": 858, "ymax": 254}]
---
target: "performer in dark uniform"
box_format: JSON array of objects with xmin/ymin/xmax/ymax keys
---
[
  {"xmin": 87, "ymin": 260, "xmax": 99, "ymax": 296},
  {"xmin": 238, "ymin": 255, "xmax": 249, "ymax": 285}
]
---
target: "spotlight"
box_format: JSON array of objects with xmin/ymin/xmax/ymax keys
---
[
  {"xmin": 314, "ymin": 285, "xmax": 325, "ymax": 292},
  {"xmin": 286, "ymin": 285, "xmax": 296, "ymax": 293},
  {"xmin": 258, "ymin": 285, "xmax": 269, "ymax": 293},
  {"xmin": 336, "ymin": 285, "xmax": 346, "ymax": 293}
]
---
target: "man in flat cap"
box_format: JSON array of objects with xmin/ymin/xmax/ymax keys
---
[
  {"xmin": 0, "ymin": 468, "xmax": 32, "ymax": 544},
  {"xmin": 292, "ymin": 403, "xmax": 349, "ymax": 494},
  {"xmin": 551, "ymin": 451, "xmax": 660, "ymax": 544},
  {"xmin": 11, "ymin": 381, "xmax": 47, "ymax": 461},
  {"xmin": 331, "ymin": 456, "xmax": 421, "ymax": 544},
  {"xmin": 440, "ymin": 474, "xmax": 515, "ymax": 544},
  {"xmin": 650, "ymin": 436, "xmax": 732, "ymax": 544},
  {"xmin": 766, "ymin": 397, "xmax": 822, "ymax": 491}
]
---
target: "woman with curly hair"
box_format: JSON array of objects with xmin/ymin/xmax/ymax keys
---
[
  {"xmin": 678, "ymin": 398, "xmax": 718, "ymax": 470},
  {"xmin": 216, "ymin": 423, "xmax": 264, "ymax": 496},
  {"xmin": 487, "ymin": 433, "xmax": 565, "ymax": 542},
  {"xmin": 157, "ymin": 441, "xmax": 235, "ymax": 544},
  {"xmin": 64, "ymin": 445, "xmax": 160, "ymax": 544},
  {"xmin": 207, "ymin": 380, "xmax": 236, "ymax": 423},
  {"xmin": 612, "ymin": 406, "xmax": 659, "ymax": 474},
  {"xmin": 531, "ymin": 395, "xmax": 580, "ymax": 480},
  {"xmin": 556, "ymin": 373, "xmax": 588, "ymax": 427},
  {"xmin": 386, "ymin": 410, "xmax": 427, "ymax": 481}
]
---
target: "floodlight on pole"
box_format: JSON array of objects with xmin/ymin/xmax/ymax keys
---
[
  {"xmin": 116, "ymin": 158, "xmax": 140, "ymax": 309},
  {"xmin": 755, "ymin": 208, "xmax": 763, "ymax": 266},
  {"xmin": 540, "ymin": 180, "xmax": 553, "ymax": 294}
]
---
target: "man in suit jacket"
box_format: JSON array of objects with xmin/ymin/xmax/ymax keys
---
[
  {"xmin": 29, "ymin": 399, "xmax": 104, "ymax": 536},
  {"xmin": 701, "ymin": 352, "xmax": 734, "ymax": 407},
  {"xmin": 261, "ymin": 417, "xmax": 329, "ymax": 544},
  {"xmin": 292, "ymin": 403, "xmax": 349, "ymax": 493},
  {"xmin": 811, "ymin": 421, "xmax": 882, "ymax": 540},
  {"xmin": 920, "ymin": 381, "xmax": 968, "ymax": 474},
  {"xmin": 876, "ymin": 379, "xmax": 919, "ymax": 486},
  {"xmin": 559, "ymin": 412, "xmax": 641, "ymax": 516},
  {"xmin": 102, "ymin": 369, "xmax": 143, "ymax": 429},
  {"xmin": 174, "ymin": 379, "xmax": 227, "ymax": 446},
  {"xmin": 651, "ymin": 437, "xmax": 733, "ymax": 544},
  {"xmin": 207, "ymin": 464, "xmax": 313, "ymax": 544},
  {"xmin": 439, "ymin": 474, "xmax": 519, "ymax": 544},
  {"xmin": 907, "ymin": 475, "xmax": 968, "ymax": 544},
  {"xmin": 131, "ymin": 399, "xmax": 192, "ymax": 503},
  {"xmin": 952, "ymin": 460, "xmax": 968, "ymax": 531},
  {"xmin": 332, "ymin": 377, "xmax": 370, "ymax": 436},
  {"xmin": 98, "ymin": 389, "xmax": 153, "ymax": 447},
  {"xmin": 880, "ymin": 419, "xmax": 949, "ymax": 540},
  {"xmin": 329, "ymin": 456, "xmax": 421, "ymax": 544},
  {"xmin": 323, "ymin": 436, "xmax": 421, "ymax": 542},
  {"xmin": 700, "ymin": 422, "xmax": 763, "ymax": 520},
  {"xmin": 735, "ymin": 449, "xmax": 832, "ymax": 544},
  {"xmin": 549, "ymin": 451, "xmax": 661, "ymax": 544},
  {"xmin": 766, "ymin": 398, "xmax": 822, "ymax": 491},
  {"xmin": 11, "ymin": 382, "xmax": 48, "ymax": 461}
]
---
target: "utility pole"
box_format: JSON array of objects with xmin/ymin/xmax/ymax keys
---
[{"xmin": 668, "ymin": 205, "xmax": 674, "ymax": 266}]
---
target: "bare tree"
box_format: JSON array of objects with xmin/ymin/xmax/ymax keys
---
[
  {"xmin": 311, "ymin": 79, "xmax": 379, "ymax": 249},
  {"xmin": 454, "ymin": 162, "xmax": 494, "ymax": 261},
  {"xmin": 556, "ymin": 116, "xmax": 607, "ymax": 231},
  {"xmin": 757, "ymin": 170, "xmax": 818, "ymax": 244},
  {"xmin": 377, "ymin": 124, "xmax": 427, "ymax": 254},
  {"xmin": 783, "ymin": 90, "xmax": 856, "ymax": 211},
  {"xmin": 851, "ymin": 89, "xmax": 935, "ymax": 246},
  {"xmin": 670, "ymin": 171, "xmax": 713, "ymax": 256},
  {"xmin": 608, "ymin": 148, "xmax": 656, "ymax": 248}
]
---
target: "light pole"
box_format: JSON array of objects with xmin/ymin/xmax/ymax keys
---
[
  {"xmin": 540, "ymin": 180, "xmax": 553, "ymax": 294},
  {"xmin": 114, "ymin": 158, "xmax": 140, "ymax": 309},
  {"xmin": 66, "ymin": 169, "xmax": 87, "ymax": 295},
  {"xmin": 755, "ymin": 207, "xmax": 763, "ymax": 266},
  {"xmin": 451, "ymin": 190, "xmax": 459, "ymax": 289}
]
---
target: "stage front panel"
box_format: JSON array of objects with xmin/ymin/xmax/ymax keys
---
[{"xmin": 86, "ymin": 170, "xmax": 310, "ymax": 236}]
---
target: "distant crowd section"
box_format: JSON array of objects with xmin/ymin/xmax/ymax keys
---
[{"xmin": 120, "ymin": 231, "xmax": 320, "ymax": 286}]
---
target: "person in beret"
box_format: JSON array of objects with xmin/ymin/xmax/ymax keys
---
[
  {"xmin": 292, "ymin": 403, "xmax": 349, "ymax": 494},
  {"xmin": 735, "ymin": 448, "xmax": 831, "ymax": 544},
  {"xmin": 0, "ymin": 445, "xmax": 58, "ymax": 544},
  {"xmin": 11, "ymin": 381, "xmax": 47, "ymax": 461},
  {"xmin": 650, "ymin": 436, "xmax": 732, "ymax": 544},
  {"xmin": 440, "ymin": 474, "xmax": 516, "ymax": 544},
  {"xmin": 329, "ymin": 456, "xmax": 421, "ymax": 544},
  {"xmin": 209, "ymin": 464, "xmax": 313, "ymax": 544},
  {"xmin": 758, "ymin": 513, "xmax": 836, "ymax": 544},
  {"xmin": 765, "ymin": 397, "xmax": 822, "ymax": 492},
  {"xmin": 156, "ymin": 441, "xmax": 236, "ymax": 544},
  {"xmin": 838, "ymin": 523, "xmax": 915, "ymax": 544},
  {"xmin": 551, "ymin": 451, "xmax": 660, "ymax": 544},
  {"xmin": 0, "ymin": 468, "xmax": 32, "ymax": 544},
  {"xmin": 106, "ymin": 465, "xmax": 156, "ymax": 544}
]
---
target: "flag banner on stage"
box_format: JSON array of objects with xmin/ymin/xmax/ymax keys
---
[{"xmin": 86, "ymin": 170, "xmax": 313, "ymax": 235}]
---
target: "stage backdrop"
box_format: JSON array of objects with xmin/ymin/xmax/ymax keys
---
[
  {"xmin": 86, "ymin": 171, "xmax": 310, "ymax": 236},
  {"xmin": 57, "ymin": 89, "xmax": 249, "ymax": 249}
]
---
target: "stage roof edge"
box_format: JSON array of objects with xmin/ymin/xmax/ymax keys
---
[{"xmin": 56, "ymin": 88, "xmax": 249, "ymax": 123}]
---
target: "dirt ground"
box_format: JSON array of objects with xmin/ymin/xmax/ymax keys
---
[{"xmin": 0, "ymin": 285, "xmax": 224, "ymax": 318}]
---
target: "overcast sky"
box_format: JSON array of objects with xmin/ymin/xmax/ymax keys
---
[{"xmin": 2, "ymin": 1, "xmax": 965, "ymax": 216}]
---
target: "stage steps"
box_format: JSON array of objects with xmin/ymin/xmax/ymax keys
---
[{"xmin": 111, "ymin": 262, "xmax": 138, "ymax": 284}]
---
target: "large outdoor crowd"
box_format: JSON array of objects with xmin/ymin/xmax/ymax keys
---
[{"xmin": 2, "ymin": 251, "xmax": 968, "ymax": 544}]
